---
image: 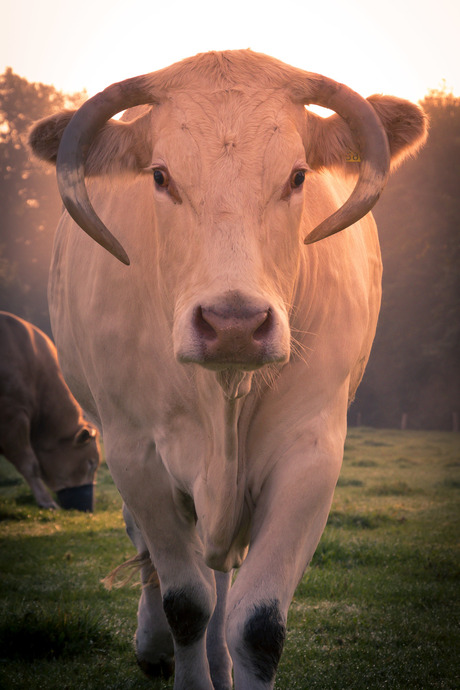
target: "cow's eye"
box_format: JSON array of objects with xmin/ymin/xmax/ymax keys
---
[
  {"xmin": 291, "ymin": 170, "xmax": 306, "ymax": 188},
  {"xmin": 153, "ymin": 168, "xmax": 169, "ymax": 188},
  {"xmin": 151, "ymin": 167, "xmax": 182, "ymax": 204}
]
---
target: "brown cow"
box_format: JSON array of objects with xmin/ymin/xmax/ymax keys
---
[{"xmin": 0, "ymin": 312, "xmax": 100, "ymax": 510}]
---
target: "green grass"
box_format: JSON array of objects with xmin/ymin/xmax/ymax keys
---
[{"xmin": 1, "ymin": 428, "xmax": 459, "ymax": 689}]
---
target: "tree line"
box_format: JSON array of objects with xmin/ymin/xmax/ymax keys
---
[
  {"xmin": 350, "ymin": 86, "xmax": 460, "ymax": 430},
  {"xmin": 0, "ymin": 69, "xmax": 458, "ymax": 430},
  {"xmin": 0, "ymin": 68, "xmax": 84, "ymax": 335}
]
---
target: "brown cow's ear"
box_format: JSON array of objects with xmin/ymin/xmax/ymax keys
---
[
  {"xmin": 73, "ymin": 426, "xmax": 97, "ymax": 447},
  {"xmin": 29, "ymin": 109, "xmax": 152, "ymax": 176},
  {"xmin": 305, "ymin": 95, "xmax": 428, "ymax": 173}
]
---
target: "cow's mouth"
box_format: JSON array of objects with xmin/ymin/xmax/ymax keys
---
[{"xmin": 56, "ymin": 483, "xmax": 94, "ymax": 511}]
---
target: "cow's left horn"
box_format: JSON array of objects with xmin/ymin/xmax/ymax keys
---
[
  {"xmin": 56, "ymin": 77, "xmax": 157, "ymax": 265},
  {"xmin": 300, "ymin": 78, "xmax": 391, "ymax": 244}
]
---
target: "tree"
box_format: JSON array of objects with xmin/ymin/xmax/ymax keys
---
[
  {"xmin": 0, "ymin": 68, "xmax": 84, "ymax": 334},
  {"xmin": 350, "ymin": 86, "xmax": 460, "ymax": 430}
]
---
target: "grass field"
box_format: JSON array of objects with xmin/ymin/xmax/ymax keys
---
[{"xmin": 0, "ymin": 428, "xmax": 459, "ymax": 689}]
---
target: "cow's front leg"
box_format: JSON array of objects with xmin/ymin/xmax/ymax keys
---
[
  {"xmin": 207, "ymin": 570, "xmax": 233, "ymax": 690},
  {"xmin": 108, "ymin": 439, "xmax": 216, "ymax": 690},
  {"xmin": 19, "ymin": 452, "xmax": 59, "ymax": 509},
  {"xmin": 122, "ymin": 504, "xmax": 174, "ymax": 678},
  {"xmin": 1, "ymin": 412, "xmax": 59, "ymax": 509},
  {"xmin": 226, "ymin": 441, "xmax": 342, "ymax": 689}
]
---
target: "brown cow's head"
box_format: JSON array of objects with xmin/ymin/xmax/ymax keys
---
[{"xmin": 36, "ymin": 424, "xmax": 100, "ymax": 510}]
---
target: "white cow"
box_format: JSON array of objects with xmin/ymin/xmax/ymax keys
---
[{"xmin": 30, "ymin": 50, "xmax": 427, "ymax": 689}]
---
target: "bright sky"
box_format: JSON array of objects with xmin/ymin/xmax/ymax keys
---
[{"xmin": 2, "ymin": 0, "xmax": 458, "ymax": 104}]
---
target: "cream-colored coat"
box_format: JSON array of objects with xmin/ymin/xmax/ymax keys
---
[{"xmin": 31, "ymin": 51, "xmax": 427, "ymax": 690}]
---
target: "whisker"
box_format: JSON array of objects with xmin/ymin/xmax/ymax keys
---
[
  {"xmin": 254, "ymin": 364, "xmax": 281, "ymax": 392},
  {"xmin": 290, "ymin": 335, "xmax": 313, "ymax": 368},
  {"xmin": 290, "ymin": 326, "xmax": 318, "ymax": 338}
]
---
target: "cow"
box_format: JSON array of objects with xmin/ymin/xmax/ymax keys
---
[
  {"xmin": 0, "ymin": 312, "xmax": 100, "ymax": 510},
  {"xmin": 29, "ymin": 50, "xmax": 427, "ymax": 688}
]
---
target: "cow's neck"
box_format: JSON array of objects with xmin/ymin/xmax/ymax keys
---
[{"xmin": 191, "ymin": 369, "xmax": 255, "ymax": 571}]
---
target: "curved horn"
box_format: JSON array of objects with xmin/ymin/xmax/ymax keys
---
[
  {"xmin": 299, "ymin": 78, "xmax": 391, "ymax": 244},
  {"xmin": 56, "ymin": 76, "xmax": 157, "ymax": 265},
  {"xmin": 57, "ymin": 61, "xmax": 390, "ymax": 259}
]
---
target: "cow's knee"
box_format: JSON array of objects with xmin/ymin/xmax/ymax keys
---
[
  {"xmin": 162, "ymin": 588, "xmax": 212, "ymax": 647},
  {"xmin": 228, "ymin": 599, "xmax": 286, "ymax": 687}
]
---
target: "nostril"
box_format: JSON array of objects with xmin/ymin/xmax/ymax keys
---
[
  {"xmin": 193, "ymin": 306, "xmax": 218, "ymax": 342},
  {"xmin": 253, "ymin": 309, "xmax": 272, "ymax": 342}
]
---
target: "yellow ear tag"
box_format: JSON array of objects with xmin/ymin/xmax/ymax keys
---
[{"xmin": 346, "ymin": 151, "xmax": 362, "ymax": 162}]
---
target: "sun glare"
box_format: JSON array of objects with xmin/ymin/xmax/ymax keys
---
[
  {"xmin": 2, "ymin": 0, "xmax": 457, "ymax": 104},
  {"xmin": 57, "ymin": 0, "xmax": 428, "ymax": 105}
]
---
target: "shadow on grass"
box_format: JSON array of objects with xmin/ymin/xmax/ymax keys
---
[
  {"xmin": 0, "ymin": 603, "xmax": 117, "ymax": 661},
  {"xmin": 327, "ymin": 510, "xmax": 404, "ymax": 529}
]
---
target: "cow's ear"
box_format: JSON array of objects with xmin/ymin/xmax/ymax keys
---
[
  {"xmin": 367, "ymin": 95, "xmax": 428, "ymax": 168},
  {"xmin": 29, "ymin": 110, "xmax": 75, "ymax": 164},
  {"xmin": 29, "ymin": 110, "xmax": 152, "ymax": 176},
  {"xmin": 305, "ymin": 95, "xmax": 428, "ymax": 172},
  {"xmin": 73, "ymin": 426, "xmax": 97, "ymax": 447}
]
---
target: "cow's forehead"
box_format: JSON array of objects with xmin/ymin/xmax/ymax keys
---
[
  {"xmin": 155, "ymin": 89, "xmax": 300, "ymax": 139},
  {"xmin": 149, "ymin": 89, "xmax": 306, "ymax": 180}
]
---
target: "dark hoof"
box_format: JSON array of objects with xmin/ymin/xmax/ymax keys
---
[{"xmin": 137, "ymin": 655, "xmax": 175, "ymax": 680}]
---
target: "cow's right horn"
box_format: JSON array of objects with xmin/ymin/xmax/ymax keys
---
[
  {"xmin": 299, "ymin": 77, "xmax": 391, "ymax": 244},
  {"xmin": 56, "ymin": 77, "xmax": 157, "ymax": 265}
]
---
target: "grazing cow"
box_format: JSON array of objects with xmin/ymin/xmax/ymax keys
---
[
  {"xmin": 29, "ymin": 50, "xmax": 427, "ymax": 688},
  {"xmin": 0, "ymin": 312, "xmax": 99, "ymax": 510}
]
